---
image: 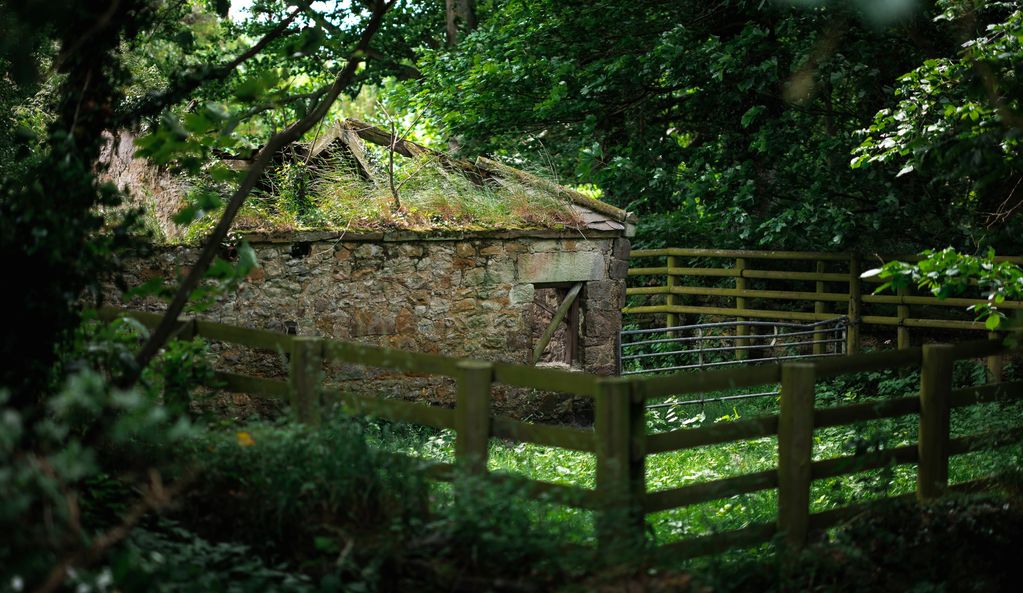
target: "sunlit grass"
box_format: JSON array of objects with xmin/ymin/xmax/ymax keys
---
[
  {"xmin": 358, "ymin": 362, "xmax": 1022, "ymax": 551},
  {"xmin": 226, "ymin": 152, "xmax": 581, "ymax": 234}
]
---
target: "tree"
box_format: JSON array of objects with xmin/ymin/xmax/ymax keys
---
[
  {"xmin": 0, "ymin": 0, "xmax": 400, "ymax": 399},
  {"xmin": 0, "ymin": 0, "xmax": 158, "ymax": 409},
  {"xmin": 446, "ymin": 0, "xmax": 477, "ymax": 45},
  {"xmin": 0, "ymin": 2, "xmax": 395, "ymax": 588},
  {"xmin": 852, "ymin": 3, "xmax": 1023, "ymax": 240},
  {"xmin": 401, "ymin": 0, "xmax": 1021, "ymax": 253}
]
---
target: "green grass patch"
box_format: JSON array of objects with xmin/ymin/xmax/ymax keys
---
[
  {"xmin": 223, "ymin": 152, "xmax": 584, "ymax": 234},
  {"xmin": 359, "ymin": 360, "xmax": 1023, "ymax": 554}
]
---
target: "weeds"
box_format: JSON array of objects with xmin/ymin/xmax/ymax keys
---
[
  {"xmin": 373, "ymin": 360, "xmax": 1023, "ymax": 553},
  {"xmin": 221, "ymin": 150, "xmax": 582, "ymax": 235}
]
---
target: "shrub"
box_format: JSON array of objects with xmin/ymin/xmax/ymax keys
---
[
  {"xmin": 79, "ymin": 521, "xmax": 316, "ymax": 593},
  {"xmin": 179, "ymin": 415, "xmax": 430, "ymax": 556}
]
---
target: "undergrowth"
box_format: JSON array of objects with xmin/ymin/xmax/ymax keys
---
[
  {"xmin": 20, "ymin": 318, "xmax": 1023, "ymax": 593},
  {"xmin": 382, "ymin": 359, "xmax": 1023, "ymax": 551}
]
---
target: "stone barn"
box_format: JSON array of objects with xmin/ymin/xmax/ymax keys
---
[{"xmin": 113, "ymin": 120, "xmax": 636, "ymax": 417}]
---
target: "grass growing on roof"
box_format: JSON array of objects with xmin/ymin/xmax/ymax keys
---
[{"xmin": 229, "ymin": 150, "xmax": 582, "ymax": 234}]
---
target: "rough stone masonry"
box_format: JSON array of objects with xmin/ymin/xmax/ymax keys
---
[{"xmin": 119, "ymin": 229, "xmax": 631, "ymax": 418}]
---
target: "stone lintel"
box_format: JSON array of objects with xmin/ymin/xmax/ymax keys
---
[{"xmin": 516, "ymin": 251, "xmax": 606, "ymax": 283}]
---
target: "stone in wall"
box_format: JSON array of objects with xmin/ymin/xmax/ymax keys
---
[{"xmin": 115, "ymin": 231, "xmax": 628, "ymax": 418}]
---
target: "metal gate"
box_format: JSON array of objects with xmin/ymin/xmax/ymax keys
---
[{"xmin": 618, "ymin": 317, "xmax": 847, "ymax": 407}]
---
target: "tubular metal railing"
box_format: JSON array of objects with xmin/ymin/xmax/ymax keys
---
[{"xmin": 620, "ymin": 317, "xmax": 847, "ymax": 407}]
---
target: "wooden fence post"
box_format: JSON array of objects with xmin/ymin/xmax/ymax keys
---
[
  {"xmin": 814, "ymin": 260, "xmax": 827, "ymax": 355},
  {"xmin": 289, "ymin": 337, "xmax": 323, "ymax": 426},
  {"xmin": 897, "ymin": 286, "xmax": 911, "ymax": 350},
  {"xmin": 918, "ymin": 344, "xmax": 953, "ymax": 501},
  {"xmin": 736, "ymin": 257, "xmax": 748, "ymax": 361},
  {"xmin": 595, "ymin": 377, "xmax": 646, "ymax": 554},
  {"xmin": 846, "ymin": 254, "xmax": 862, "ymax": 355},
  {"xmin": 454, "ymin": 360, "xmax": 494, "ymax": 476},
  {"xmin": 777, "ymin": 362, "xmax": 816, "ymax": 550},
  {"xmin": 666, "ymin": 255, "xmax": 678, "ymax": 331},
  {"xmin": 987, "ymin": 331, "xmax": 1004, "ymax": 383}
]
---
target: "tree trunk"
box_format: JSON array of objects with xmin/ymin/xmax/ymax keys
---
[{"xmin": 446, "ymin": 0, "xmax": 477, "ymax": 46}]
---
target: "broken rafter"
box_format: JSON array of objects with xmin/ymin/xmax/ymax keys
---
[
  {"xmin": 223, "ymin": 117, "xmax": 632, "ymax": 225},
  {"xmin": 327, "ymin": 121, "xmax": 376, "ymax": 181},
  {"xmin": 475, "ymin": 156, "xmax": 633, "ymax": 223},
  {"xmin": 343, "ymin": 117, "xmax": 491, "ymax": 185}
]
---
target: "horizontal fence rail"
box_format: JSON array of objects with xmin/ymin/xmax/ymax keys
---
[
  {"xmin": 97, "ymin": 307, "xmax": 1023, "ymax": 562},
  {"xmin": 624, "ymin": 249, "xmax": 1023, "ymax": 380},
  {"xmin": 621, "ymin": 318, "xmax": 847, "ymax": 407}
]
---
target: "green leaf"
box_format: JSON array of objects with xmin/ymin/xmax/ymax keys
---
[
  {"xmin": 313, "ymin": 536, "xmax": 338, "ymax": 552},
  {"xmin": 208, "ymin": 164, "xmax": 241, "ymax": 184},
  {"xmin": 985, "ymin": 315, "xmax": 1001, "ymax": 330},
  {"xmin": 183, "ymin": 112, "xmax": 215, "ymax": 135},
  {"xmin": 237, "ymin": 241, "xmax": 258, "ymax": 276},
  {"xmin": 234, "ymin": 78, "xmax": 265, "ymax": 102},
  {"xmin": 172, "ymin": 205, "xmax": 200, "ymax": 225},
  {"xmin": 740, "ymin": 105, "xmax": 765, "ymax": 128},
  {"xmin": 207, "ymin": 258, "xmax": 235, "ymax": 279},
  {"xmin": 124, "ymin": 277, "xmax": 167, "ymax": 300},
  {"xmin": 291, "ymin": 27, "xmax": 325, "ymax": 57}
]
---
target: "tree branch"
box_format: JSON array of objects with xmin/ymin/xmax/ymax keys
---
[
  {"xmin": 128, "ymin": 0, "xmax": 395, "ymax": 379},
  {"xmin": 115, "ymin": 6, "xmax": 303, "ymax": 125},
  {"xmin": 54, "ymin": 0, "xmax": 123, "ymax": 72},
  {"xmin": 32, "ymin": 470, "xmax": 195, "ymax": 593}
]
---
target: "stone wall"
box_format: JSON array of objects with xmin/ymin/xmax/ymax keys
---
[
  {"xmin": 100, "ymin": 130, "xmax": 189, "ymax": 241},
  {"xmin": 119, "ymin": 230, "xmax": 629, "ymax": 417}
]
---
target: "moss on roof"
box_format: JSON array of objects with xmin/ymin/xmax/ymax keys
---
[{"xmin": 197, "ymin": 119, "xmax": 631, "ymax": 238}]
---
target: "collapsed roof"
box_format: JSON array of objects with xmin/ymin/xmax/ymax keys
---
[{"xmin": 233, "ymin": 118, "xmax": 636, "ymax": 235}]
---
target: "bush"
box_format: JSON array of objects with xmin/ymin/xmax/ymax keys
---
[
  {"xmin": 173, "ymin": 416, "xmax": 590, "ymax": 592},
  {"xmin": 0, "ymin": 368, "xmax": 196, "ymax": 592},
  {"xmin": 687, "ymin": 490, "xmax": 1023, "ymax": 593},
  {"xmin": 94, "ymin": 522, "xmax": 316, "ymax": 593},
  {"xmin": 178, "ymin": 415, "xmax": 430, "ymax": 556},
  {"xmin": 789, "ymin": 493, "xmax": 1023, "ymax": 593}
]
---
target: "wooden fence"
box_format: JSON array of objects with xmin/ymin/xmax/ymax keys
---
[
  {"xmin": 98, "ymin": 307, "xmax": 1023, "ymax": 560},
  {"xmin": 624, "ymin": 248, "xmax": 1023, "ymax": 379}
]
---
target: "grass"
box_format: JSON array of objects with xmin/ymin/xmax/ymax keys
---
[
  {"xmin": 225, "ymin": 150, "xmax": 583, "ymax": 234},
  {"xmin": 140, "ymin": 357, "xmax": 1023, "ymax": 592},
  {"xmin": 366, "ymin": 360, "xmax": 1023, "ymax": 556}
]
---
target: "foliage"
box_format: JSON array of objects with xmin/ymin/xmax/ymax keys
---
[
  {"xmin": 776, "ymin": 492, "xmax": 1023, "ymax": 593},
  {"xmin": 4, "ymin": 0, "xmax": 1023, "ymax": 589},
  {"xmin": 400, "ymin": 0, "xmax": 1011, "ymax": 252},
  {"xmin": 0, "ymin": 371, "xmax": 195, "ymax": 590},
  {"xmin": 428, "ymin": 472, "xmax": 588, "ymax": 578},
  {"xmin": 179, "ymin": 415, "xmax": 430, "ymax": 550},
  {"xmin": 864, "ymin": 247, "xmax": 1023, "ymax": 330},
  {"xmin": 159, "ymin": 415, "xmax": 591, "ymax": 592},
  {"xmin": 0, "ymin": 0, "xmax": 156, "ymax": 406},
  {"xmin": 107, "ymin": 522, "xmax": 315, "ymax": 593},
  {"xmin": 852, "ymin": 4, "xmax": 1023, "ymax": 239}
]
